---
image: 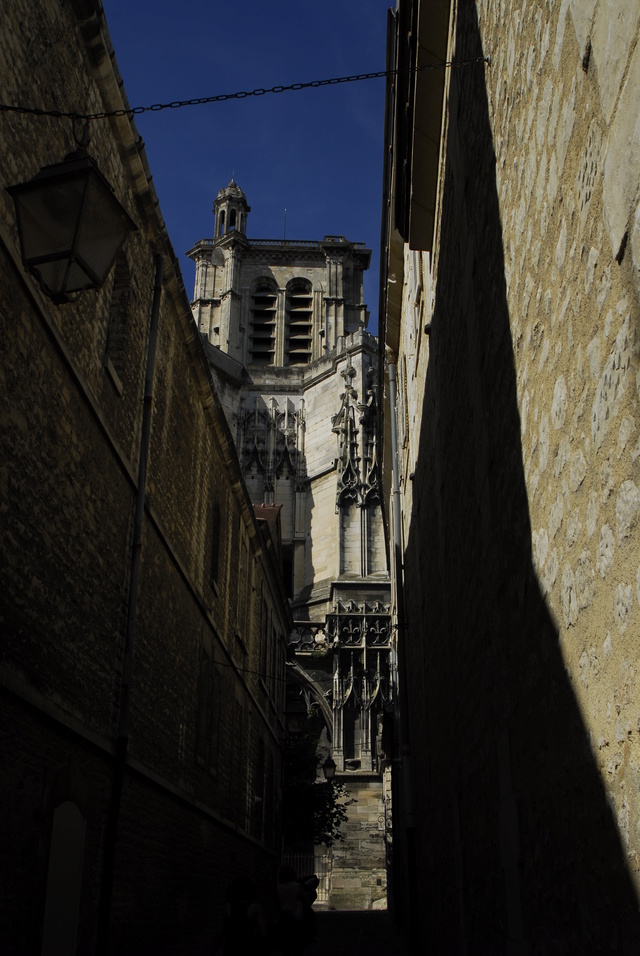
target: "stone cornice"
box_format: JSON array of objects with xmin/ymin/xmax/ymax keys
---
[{"xmin": 186, "ymin": 236, "xmax": 372, "ymax": 268}]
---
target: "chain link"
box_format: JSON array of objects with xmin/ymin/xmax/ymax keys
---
[{"xmin": 0, "ymin": 58, "xmax": 489, "ymax": 122}]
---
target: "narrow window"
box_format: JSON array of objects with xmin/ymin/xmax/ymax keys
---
[
  {"xmin": 230, "ymin": 515, "xmax": 239, "ymax": 611},
  {"xmin": 265, "ymin": 752, "xmax": 275, "ymax": 847},
  {"xmin": 277, "ymin": 643, "xmax": 285, "ymax": 711},
  {"xmin": 228, "ymin": 697, "xmax": 246, "ymax": 826},
  {"xmin": 252, "ymin": 739, "xmax": 266, "ymax": 840},
  {"xmin": 281, "ymin": 544, "xmax": 294, "ymax": 599},
  {"xmin": 343, "ymin": 698, "xmax": 359, "ymax": 760},
  {"xmin": 195, "ymin": 648, "xmax": 212, "ymax": 765},
  {"xmin": 208, "ymin": 665, "xmax": 222, "ymax": 774},
  {"xmin": 260, "ymin": 597, "xmax": 269, "ymax": 684},
  {"xmin": 210, "ymin": 500, "xmax": 221, "ymax": 587},
  {"xmin": 238, "ymin": 535, "xmax": 249, "ymax": 636},
  {"xmin": 270, "ymin": 625, "xmax": 278, "ymax": 697}
]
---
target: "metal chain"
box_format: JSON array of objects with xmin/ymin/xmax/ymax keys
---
[{"xmin": 0, "ymin": 57, "xmax": 490, "ymax": 122}]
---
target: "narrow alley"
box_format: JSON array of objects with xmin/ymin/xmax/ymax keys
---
[
  {"xmin": 306, "ymin": 910, "xmax": 409, "ymax": 956},
  {"xmin": 3, "ymin": 1, "xmax": 640, "ymax": 954}
]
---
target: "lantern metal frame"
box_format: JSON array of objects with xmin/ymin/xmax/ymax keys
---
[
  {"xmin": 7, "ymin": 149, "xmax": 136, "ymax": 304},
  {"xmin": 322, "ymin": 755, "xmax": 337, "ymax": 780}
]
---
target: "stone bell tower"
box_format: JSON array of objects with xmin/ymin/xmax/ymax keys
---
[
  {"xmin": 188, "ymin": 180, "xmax": 251, "ymax": 360},
  {"xmin": 188, "ymin": 184, "xmax": 392, "ymax": 910},
  {"xmin": 213, "ymin": 179, "xmax": 250, "ymax": 239}
]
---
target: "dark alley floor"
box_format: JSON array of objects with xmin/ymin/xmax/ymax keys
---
[{"xmin": 305, "ymin": 909, "xmax": 410, "ymax": 955}]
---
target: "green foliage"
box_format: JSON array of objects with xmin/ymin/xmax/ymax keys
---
[
  {"xmin": 283, "ymin": 777, "xmax": 353, "ymax": 848},
  {"xmin": 282, "ymin": 730, "xmax": 354, "ymax": 848}
]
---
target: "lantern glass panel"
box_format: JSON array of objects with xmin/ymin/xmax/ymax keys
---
[
  {"xmin": 37, "ymin": 258, "xmax": 93, "ymax": 297},
  {"xmin": 74, "ymin": 171, "xmax": 134, "ymax": 286},
  {"xmin": 13, "ymin": 175, "xmax": 87, "ymax": 263}
]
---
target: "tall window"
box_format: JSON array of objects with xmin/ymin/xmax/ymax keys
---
[
  {"xmin": 343, "ymin": 698, "xmax": 359, "ymax": 760},
  {"xmin": 210, "ymin": 500, "xmax": 221, "ymax": 588},
  {"xmin": 270, "ymin": 625, "xmax": 278, "ymax": 697},
  {"xmin": 195, "ymin": 648, "xmax": 212, "ymax": 766},
  {"xmin": 265, "ymin": 752, "xmax": 275, "ymax": 847},
  {"xmin": 281, "ymin": 543, "xmax": 294, "ymax": 599},
  {"xmin": 260, "ymin": 595, "xmax": 269, "ymax": 685},
  {"xmin": 195, "ymin": 647, "xmax": 221, "ymax": 775},
  {"xmin": 251, "ymin": 738, "xmax": 266, "ymax": 840},
  {"xmin": 237, "ymin": 531, "xmax": 250, "ymax": 639},
  {"xmin": 285, "ymin": 279, "xmax": 312, "ymax": 365},
  {"xmin": 104, "ymin": 254, "xmax": 130, "ymax": 387},
  {"xmin": 250, "ymin": 280, "xmax": 277, "ymax": 365},
  {"xmin": 228, "ymin": 695, "xmax": 246, "ymax": 826}
]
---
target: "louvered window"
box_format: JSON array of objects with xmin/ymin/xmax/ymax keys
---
[
  {"xmin": 285, "ymin": 279, "xmax": 312, "ymax": 366},
  {"xmin": 250, "ymin": 281, "xmax": 277, "ymax": 365}
]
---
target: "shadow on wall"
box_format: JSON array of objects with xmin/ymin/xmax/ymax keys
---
[{"xmin": 403, "ymin": 1, "xmax": 640, "ymax": 952}]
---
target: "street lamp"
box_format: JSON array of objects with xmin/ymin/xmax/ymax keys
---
[
  {"xmin": 322, "ymin": 756, "xmax": 336, "ymax": 781},
  {"xmin": 7, "ymin": 149, "xmax": 136, "ymax": 303}
]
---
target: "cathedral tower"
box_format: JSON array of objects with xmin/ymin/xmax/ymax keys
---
[{"xmin": 189, "ymin": 185, "xmax": 392, "ymax": 909}]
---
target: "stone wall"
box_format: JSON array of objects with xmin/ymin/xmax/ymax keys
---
[
  {"xmin": 385, "ymin": 0, "xmax": 640, "ymax": 950},
  {"xmin": 484, "ymin": 0, "xmax": 640, "ymax": 909},
  {"xmin": 0, "ymin": 1, "xmax": 290, "ymax": 951},
  {"xmin": 329, "ymin": 777, "xmax": 387, "ymax": 910}
]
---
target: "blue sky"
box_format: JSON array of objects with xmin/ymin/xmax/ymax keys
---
[{"xmin": 102, "ymin": 0, "xmax": 393, "ymax": 332}]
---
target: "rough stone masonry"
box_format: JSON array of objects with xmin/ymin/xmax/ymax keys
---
[{"xmin": 487, "ymin": 0, "xmax": 640, "ymax": 870}]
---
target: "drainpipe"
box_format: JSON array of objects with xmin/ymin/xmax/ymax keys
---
[
  {"xmin": 387, "ymin": 359, "xmax": 418, "ymax": 940},
  {"xmin": 97, "ymin": 253, "xmax": 164, "ymax": 953}
]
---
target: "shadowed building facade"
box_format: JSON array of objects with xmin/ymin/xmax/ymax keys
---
[
  {"xmin": 381, "ymin": 0, "xmax": 640, "ymax": 950},
  {"xmin": 0, "ymin": 6, "xmax": 292, "ymax": 953}
]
